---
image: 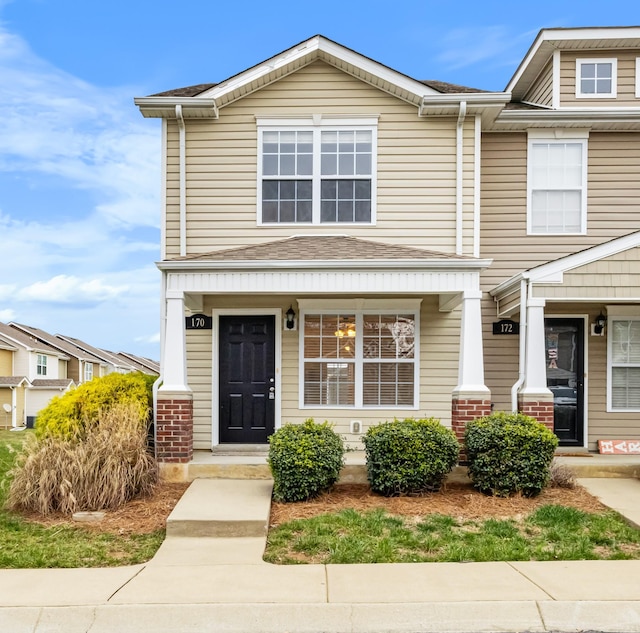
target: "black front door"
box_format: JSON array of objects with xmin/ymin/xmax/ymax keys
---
[
  {"xmin": 544, "ymin": 318, "xmax": 584, "ymax": 447},
  {"xmin": 218, "ymin": 315, "xmax": 275, "ymax": 443}
]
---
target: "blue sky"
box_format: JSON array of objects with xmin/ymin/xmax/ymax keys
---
[{"xmin": 0, "ymin": 0, "xmax": 636, "ymax": 358}]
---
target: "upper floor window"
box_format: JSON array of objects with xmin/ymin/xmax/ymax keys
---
[
  {"xmin": 636, "ymin": 58, "xmax": 640, "ymax": 99},
  {"xmin": 257, "ymin": 117, "xmax": 377, "ymax": 225},
  {"xmin": 36, "ymin": 354, "xmax": 47, "ymax": 376},
  {"xmin": 527, "ymin": 133, "xmax": 588, "ymax": 235},
  {"xmin": 84, "ymin": 362, "xmax": 94, "ymax": 382},
  {"xmin": 608, "ymin": 317, "xmax": 640, "ymax": 412},
  {"xmin": 576, "ymin": 59, "xmax": 617, "ymax": 98}
]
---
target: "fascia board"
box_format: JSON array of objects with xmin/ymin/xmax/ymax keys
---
[
  {"xmin": 506, "ymin": 27, "xmax": 640, "ymax": 96},
  {"xmin": 157, "ymin": 258, "xmax": 493, "ymax": 272},
  {"xmin": 492, "ymin": 232, "xmax": 640, "ymax": 299},
  {"xmin": 203, "ymin": 36, "xmax": 442, "ymax": 105}
]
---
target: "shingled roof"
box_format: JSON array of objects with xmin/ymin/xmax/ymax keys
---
[{"xmin": 171, "ymin": 235, "xmax": 475, "ymax": 263}]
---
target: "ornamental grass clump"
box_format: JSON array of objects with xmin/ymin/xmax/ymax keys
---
[
  {"xmin": 363, "ymin": 417, "xmax": 459, "ymax": 496},
  {"xmin": 6, "ymin": 402, "xmax": 158, "ymax": 515},
  {"xmin": 268, "ymin": 419, "xmax": 345, "ymax": 502},
  {"xmin": 465, "ymin": 412, "xmax": 558, "ymax": 498}
]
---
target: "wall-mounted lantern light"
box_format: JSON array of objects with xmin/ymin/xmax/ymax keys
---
[
  {"xmin": 594, "ymin": 311, "xmax": 606, "ymax": 335},
  {"xmin": 285, "ymin": 305, "xmax": 296, "ymax": 330}
]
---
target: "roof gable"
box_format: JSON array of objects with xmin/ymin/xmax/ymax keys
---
[
  {"xmin": 135, "ymin": 35, "xmax": 509, "ymax": 123},
  {"xmin": 0, "ymin": 322, "xmax": 68, "ymax": 358}
]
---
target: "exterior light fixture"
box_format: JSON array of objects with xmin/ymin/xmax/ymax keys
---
[
  {"xmin": 594, "ymin": 311, "xmax": 606, "ymax": 335},
  {"xmin": 285, "ymin": 305, "xmax": 296, "ymax": 330}
]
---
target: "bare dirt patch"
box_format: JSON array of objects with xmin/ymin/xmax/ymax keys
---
[{"xmin": 269, "ymin": 481, "xmax": 608, "ymax": 527}]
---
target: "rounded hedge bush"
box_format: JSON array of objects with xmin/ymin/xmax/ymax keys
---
[
  {"xmin": 36, "ymin": 373, "xmax": 152, "ymax": 440},
  {"xmin": 268, "ymin": 419, "xmax": 345, "ymax": 502},
  {"xmin": 464, "ymin": 412, "xmax": 559, "ymax": 497},
  {"xmin": 362, "ymin": 417, "xmax": 459, "ymax": 496}
]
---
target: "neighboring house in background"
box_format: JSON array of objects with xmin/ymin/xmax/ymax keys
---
[
  {"xmin": 55, "ymin": 335, "xmax": 155, "ymax": 375},
  {"xmin": 0, "ymin": 321, "xmax": 159, "ymax": 426},
  {"xmin": 0, "ymin": 322, "xmax": 74, "ymax": 426},
  {"xmin": 135, "ymin": 26, "xmax": 640, "ymax": 472},
  {"xmin": 9, "ymin": 323, "xmax": 108, "ymax": 385},
  {"xmin": 113, "ymin": 352, "xmax": 160, "ymax": 375}
]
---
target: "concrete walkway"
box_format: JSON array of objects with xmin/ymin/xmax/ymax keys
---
[{"xmin": 2, "ymin": 478, "xmax": 640, "ymax": 632}]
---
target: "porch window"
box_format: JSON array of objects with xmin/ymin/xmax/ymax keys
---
[
  {"xmin": 84, "ymin": 362, "xmax": 94, "ymax": 382},
  {"xmin": 36, "ymin": 354, "xmax": 47, "ymax": 376},
  {"xmin": 527, "ymin": 136, "xmax": 587, "ymax": 235},
  {"xmin": 258, "ymin": 117, "xmax": 376, "ymax": 225},
  {"xmin": 609, "ymin": 319, "xmax": 640, "ymax": 411},
  {"xmin": 302, "ymin": 311, "xmax": 417, "ymax": 408},
  {"xmin": 576, "ymin": 59, "xmax": 617, "ymax": 98}
]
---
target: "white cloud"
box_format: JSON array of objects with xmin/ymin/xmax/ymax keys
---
[
  {"xmin": 0, "ymin": 21, "xmax": 160, "ymax": 230},
  {"xmin": 135, "ymin": 332, "xmax": 161, "ymax": 344},
  {"xmin": 0, "ymin": 308, "xmax": 16, "ymax": 321},
  {"xmin": 17, "ymin": 275, "xmax": 129, "ymax": 304}
]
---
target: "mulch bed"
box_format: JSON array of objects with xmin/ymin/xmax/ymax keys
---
[{"xmin": 269, "ymin": 482, "xmax": 609, "ymax": 527}]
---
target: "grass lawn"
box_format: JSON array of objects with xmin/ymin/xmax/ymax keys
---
[
  {"xmin": 265, "ymin": 499, "xmax": 640, "ymax": 565},
  {"xmin": 0, "ymin": 430, "xmax": 164, "ymax": 568}
]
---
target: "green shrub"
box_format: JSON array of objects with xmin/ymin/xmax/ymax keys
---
[
  {"xmin": 35, "ymin": 373, "xmax": 152, "ymax": 440},
  {"xmin": 465, "ymin": 412, "xmax": 559, "ymax": 497},
  {"xmin": 362, "ymin": 417, "xmax": 459, "ymax": 496},
  {"xmin": 7, "ymin": 403, "xmax": 158, "ymax": 515},
  {"xmin": 268, "ymin": 419, "xmax": 345, "ymax": 502}
]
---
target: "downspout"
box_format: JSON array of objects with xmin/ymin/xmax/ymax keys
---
[
  {"xmin": 456, "ymin": 101, "xmax": 467, "ymax": 255},
  {"xmin": 511, "ymin": 278, "xmax": 529, "ymax": 412},
  {"xmin": 176, "ymin": 105, "xmax": 187, "ymax": 257}
]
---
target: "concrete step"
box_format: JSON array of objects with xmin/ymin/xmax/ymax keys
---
[{"xmin": 165, "ymin": 479, "xmax": 273, "ymax": 538}]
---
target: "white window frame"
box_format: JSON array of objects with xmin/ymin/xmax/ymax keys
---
[
  {"xmin": 298, "ymin": 299, "xmax": 420, "ymax": 410},
  {"xmin": 256, "ymin": 116, "xmax": 378, "ymax": 226},
  {"xmin": 527, "ymin": 130, "xmax": 588, "ymax": 236},
  {"xmin": 636, "ymin": 58, "xmax": 640, "ymax": 99},
  {"xmin": 84, "ymin": 362, "xmax": 94, "ymax": 382},
  {"xmin": 576, "ymin": 58, "xmax": 617, "ymax": 98},
  {"xmin": 607, "ymin": 307, "xmax": 640, "ymax": 412},
  {"xmin": 36, "ymin": 354, "xmax": 47, "ymax": 376}
]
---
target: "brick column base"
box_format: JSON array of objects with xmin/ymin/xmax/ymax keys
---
[
  {"xmin": 518, "ymin": 398, "xmax": 555, "ymax": 432},
  {"xmin": 451, "ymin": 398, "xmax": 492, "ymax": 463},
  {"xmin": 156, "ymin": 395, "xmax": 193, "ymax": 463}
]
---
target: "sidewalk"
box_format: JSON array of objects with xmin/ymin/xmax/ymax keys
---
[{"xmin": 1, "ymin": 477, "xmax": 640, "ymax": 632}]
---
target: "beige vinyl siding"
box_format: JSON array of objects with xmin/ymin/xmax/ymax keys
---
[
  {"xmin": 0, "ymin": 388, "xmax": 12, "ymax": 426},
  {"xmin": 0, "ymin": 385, "xmax": 26, "ymax": 427},
  {"xmin": 0, "ymin": 349, "xmax": 12, "ymax": 375},
  {"xmin": 12, "ymin": 350, "xmax": 28, "ymax": 378},
  {"xmin": 165, "ymin": 60, "xmax": 476, "ymax": 258},
  {"xmin": 58, "ymin": 360, "xmax": 67, "ymax": 380},
  {"xmin": 560, "ymin": 50, "xmax": 640, "ymax": 106},
  {"xmin": 533, "ymin": 248, "xmax": 640, "ymax": 299},
  {"xmin": 188, "ymin": 294, "xmax": 459, "ymax": 449},
  {"xmin": 481, "ymin": 130, "xmax": 640, "ymax": 413},
  {"xmin": 523, "ymin": 60, "xmax": 553, "ymax": 107}
]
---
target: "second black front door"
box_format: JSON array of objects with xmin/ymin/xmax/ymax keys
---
[
  {"xmin": 544, "ymin": 318, "xmax": 584, "ymax": 447},
  {"xmin": 218, "ymin": 315, "xmax": 275, "ymax": 443}
]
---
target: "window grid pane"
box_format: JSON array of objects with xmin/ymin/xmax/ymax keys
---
[
  {"xmin": 530, "ymin": 142, "xmax": 583, "ymax": 234},
  {"xmin": 261, "ymin": 126, "xmax": 374, "ymax": 224},
  {"xmin": 303, "ymin": 313, "xmax": 415, "ymax": 408},
  {"xmin": 580, "ymin": 62, "xmax": 613, "ymax": 95},
  {"xmin": 610, "ymin": 320, "xmax": 640, "ymax": 410}
]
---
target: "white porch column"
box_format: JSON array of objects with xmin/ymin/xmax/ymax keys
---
[
  {"xmin": 521, "ymin": 297, "xmax": 552, "ymax": 397},
  {"xmin": 454, "ymin": 290, "xmax": 490, "ymax": 397},
  {"xmin": 159, "ymin": 291, "xmax": 190, "ymax": 393}
]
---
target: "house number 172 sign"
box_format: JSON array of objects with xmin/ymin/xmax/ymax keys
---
[{"xmin": 492, "ymin": 320, "xmax": 520, "ymax": 335}]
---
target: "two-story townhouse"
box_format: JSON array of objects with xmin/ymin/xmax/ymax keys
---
[
  {"xmin": 10, "ymin": 323, "xmax": 108, "ymax": 385},
  {"xmin": 55, "ymin": 335, "xmax": 143, "ymax": 375},
  {"xmin": 0, "ymin": 322, "xmax": 74, "ymax": 425},
  {"xmin": 136, "ymin": 35, "xmax": 511, "ymax": 471},
  {"xmin": 482, "ymin": 27, "xmax": 640, "ymax": 452},
  {"xmin": 138, "ymin": 28, "xmax": 640, "ymax": 472}
]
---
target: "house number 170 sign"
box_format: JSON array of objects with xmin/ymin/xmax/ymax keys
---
[{"xmin": 185, "ymin": 314, "xmax": 212, "ymax": 330}]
